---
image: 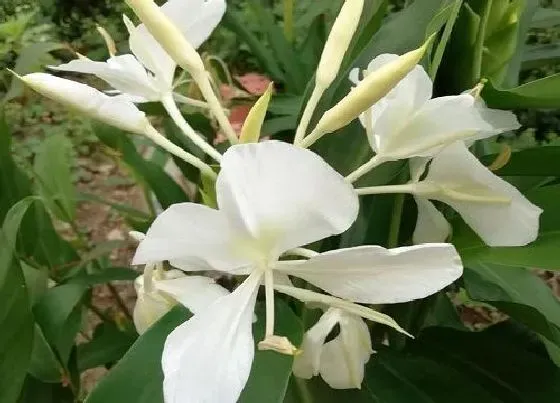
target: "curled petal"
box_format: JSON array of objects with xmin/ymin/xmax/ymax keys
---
[{"xmin": 412, "ymin": 197, "xmax": 451, "ymax": 244}]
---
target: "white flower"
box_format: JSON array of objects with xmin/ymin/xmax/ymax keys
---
[
  {"xmin": 347, "ymin": 54, "xmax": 520, "ymax": 182},
  {"xmin": 50, "ymin": 0, "xmax": 226, "ymax": 103},
  {"xmin": 133, "ymin": 141, "xmax": 463, "ymax": 403},
  {"xmin": 293, "ymin": 308, "xmax": 373, "ymax": 389},
  {"xmin": 408, "ymin": 142, "xmax": 542, "ymax": 246}
]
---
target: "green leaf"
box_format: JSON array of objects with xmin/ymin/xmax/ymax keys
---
[
  {"xmin": 453, "ymin": 185, "xmax": 560, "ymax": 270},
  {"xmin": 78, "ymin": 322, "xmax": 137, "ymax": 371},
  {"xmin": 67, "ymin": 267, "xmax": 138, "ymax": 286},
  {"xmin": 482, "ymin": 73, "xmax": 560, "ymax": 109},
  {"xmin": 0, "ymin": 198, "xmax": 35, "ymax": 403},
  {"xmin": 28, "ymin": 325, "xmax": 63, "ymax": 383},
  {"xmin": 20, "ymin": 261, "xmax": 49, "ymax": 305},
  {"xmin": 33, "ymin": 283, "xmax": 86, "ymax": 364},
  {"xmin": 480, "ymin": 146, "xmax": 560, "ymax": 177},
  {"xmin": 239, "ymin": 299, "xmax": 303, "ymax": 403},
  {"xmin": 428, "ymin": 0, "xmax": 464, "ymax": 80},
  {"xmin": 86, "ymin": 306, "xmax": 191, "ymax": 403},
  {"xmin": 464, "ymin": 263, "xmax": 560, "ymax": 347},
  {"xmin": 33, "ymin": 133, "xmax": 76, "ymax": 222},
  {"xmin": 94, "ymin": 123, "xmax": 188, "ymax": 209}
]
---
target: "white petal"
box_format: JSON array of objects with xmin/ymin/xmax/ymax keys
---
[
  {"xmin": 21, "ymin": 73, "xmax": 149, "ymax": 134},
  {"xmin": 132, "ymin": 203, "xmax": 251, "ymax": 272},
  {"xmin": 133, "ymin": 275, "xmax": 176, "ymax": 334},
  {"xmin": 155, "ymin": 275, "xmax": 229, "ymax": 314},
  {"xmin": 216, "ymin": 141, "xmax": 359, "ymax": 258},
  {"xmin": 50, "ymin": 55, "xmax": 160, "ymax": 101},
  {"xmin": 292, "ymin": 309, "xmax": 340, "ymax": 379},
  {"xmin": 279, "ymin": 245, "xmax": 463, "ymax": 304},
  {"xmin": 320, "ymin": 314, "xmax": 372, "ymax": 389},
  {"xmin": 162, "ymin": 271, "xmax": 261, "ymax": 403},
  {"xmin": 382, "ymin": 94, "xmax": 520, "ymax": 159},
  {"xmin": 426, "ymin": 143, "xmax": 542, "ymax": 246},
  {"xmin": 412, "ymin": 197, "xmax": 451, "ymax": 244}
]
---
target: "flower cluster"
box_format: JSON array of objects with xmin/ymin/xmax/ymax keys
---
[{"xmin": 19, "ymin": 0, "xmax": 542, "ymax": 402}]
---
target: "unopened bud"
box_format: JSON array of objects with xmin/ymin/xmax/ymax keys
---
[
  {"xmin": 302, "ymin": 36, "xmax": 435, "ymax": 148},
  {"xmin": 125, "ymin": 0, "xmax": 205, "ymax": 74},
  {"xmin": 239, "ymin": 82, "xmax": 274, "ymax": 144},
  {"xmin": 316, "ymin": 0, "xmax": 364, "ymax": 88},
  {"xmin": 19, "ymin": 73, "xmax": 150, "ymax": 135},
  {"xmin": 258, "ymin": 335, "xmax": 301, "ymax": 356}
]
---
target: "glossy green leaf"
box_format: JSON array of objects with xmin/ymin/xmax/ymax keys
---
[
  {"xmin": 33, "ymin": 133, "xmax": 76, "ymax": 222},
  {"xmin": 464, "ymin": 263, "xmax": 560, "ymax": 347},
  {"xmin": 78, "ymin": 322, "xmax": 137, "ymax": 371},
  {"xmin": 453, "ymin": 185, "xmax": 560, "ymax": 269},
  {"xmin": 482, "ymin": 73, "xmax": 560, "ymax": 109},
  {"xmin": 94, "ymin": 123, "xmax": 188, "ymax": 209},
  {"xmin": 86, "ymin": 306, "xmax": 190, "ymax": 403},
  {"xmin": 0, "ymin": 198, "xmax": 35, "ymax": 403},
  {"xmin": 28, "ymin": 325, "xmax": 63, "ymax": 383},
  {"xmin": 20, "ymin": 261, "xmax": 49, "ymax": 306},
  {"xmin": 33, "ymin": 283, "xmax": 86, "ymax": 364}
]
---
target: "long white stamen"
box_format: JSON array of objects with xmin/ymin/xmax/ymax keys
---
[
  {"xmin": 264, "ymin": 268, "xmax": 275, "ymax": 336},
  {"xmin": 284, "ymin": 248, "xmax": 319, "ymax": 259},
  {"xmin": 161, "ymin": 94, "xmax": 222, "ymax": 162}
]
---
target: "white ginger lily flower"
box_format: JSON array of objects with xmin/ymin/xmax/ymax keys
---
[
  {"xmin": 347, "ymin": 54, "xmax": 520, "ymax": 183},
  {"xmin": 293, "ymin": 307, "xmax": 373, "ymax": 389},
  {"xmin": 51, "ymin": 0, "xmax": 226, "ymax": 104},
  {"xmin": 133, "ymin": 141, "xmax": 463, "ymax": 403},
  {"xmin": 130, "ymin": 231, "xmax": 229, "ymax": 334},
  {"xmin": 358, "ymin": 142, "xmax": 542, "ymax": 246}
]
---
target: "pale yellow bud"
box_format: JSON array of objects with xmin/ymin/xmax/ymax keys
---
[
  {"xmin": 239, "ymin": 82, "xmax": 274, "ymax": 144},
  {"xmin": 96, "ymin": 24, "xmax": 117, "ymax": 57},
  {"xmin": 125, "ymin": 0, "xmax": 205, "ymax": 74},
  {"xmin": 316, "ymin": 0, "xmax": 364, "ymax": 88},
  {"xmin": 301, "ymin": 36, "xmax": 435, "ymax": 149}
]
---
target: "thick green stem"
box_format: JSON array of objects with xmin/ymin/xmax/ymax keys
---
[{"xmin": 283, "ymin": 0, "xmax": 294, "ymax": 43}]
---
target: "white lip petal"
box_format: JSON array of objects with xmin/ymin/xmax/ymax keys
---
[
  {"xmin": 132, "ymin": 203, "xmax": 251, "ymax": 272},
  {"xmin": 279, "ymin": 244, "xmax": 463, "ymax": 304},
  {"xmin": 162, "ymin": 271, "xmax": 262, "ymax": 403},
  {"xmin": 426, "ymin": 143, "xmax": 542, "ymax": 246},
  {"xmin": 155, "ymin": 275, "xmax": 229, "ymax": 314},
  {"xmin": 412, "ymin": 197, "xmax": 451, "ymax": 244},
  {"xmin": 216, "ymin": 141, "xmax": 359, "ymax": 257}
]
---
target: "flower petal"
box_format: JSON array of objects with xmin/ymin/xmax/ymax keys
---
[
  {"xmin": 162, "ymin": 271, "xmax": 261, "ymax": 403},
  {"xmin": 292, "ymin": 309, "xmax": 340, "ymax": 379},
  {"xmin": 155, "ymin": 275, "xmax": 229, "ymax": 314},
  {"xmin": 50, "ymin": 54, "xmax": 160, "ymax": 101},
  {"xmin": 133, "ymin": 275, "xmax": 176, "ymax": 334},
  {"xmin": 427, "ymin": 143, "xmax": 542, "ymax": 246},
  {"xmin": 132, "ymin": 203, "xmax": 251, "ymax": 272},
  {"xmin": 320, "ymin": 314, "xmax": 372, "ymax": 389},
  {"xmin": 382, "ymin": 94, "xmax": 520, "ymax": 159},
  {"xmin": 21, "ymin": 73, "xmax": 149, "ymax": 134},
  {"xmin": 279, "ymin": 244, "xmax": 463, "ymax": 304},
  {"xmin": 412, "ymin": 197, "xmax": 451, "ymax": 244},
  {"xmin": 217, "ymin": 141, "xmax": 359, "ymax": 257}
]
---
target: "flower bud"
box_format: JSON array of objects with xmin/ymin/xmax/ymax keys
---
[
  {"xmin": 125, "ymin": 0, "xmax": 205, "ymax": 74},
  {"xmin": 239, "ymin": 82, "xmax": 274, "ymax": 144},
  {"xmin": 302, "ymin": 37, "xmax": 434, "ymax": 148},
  {"xmin": 19, "ymin": 73, "xmax": 150, "ymax": 135},
  {"xmin": 316, "ymin": 0, "xmax": 364, "ymax": 88}
]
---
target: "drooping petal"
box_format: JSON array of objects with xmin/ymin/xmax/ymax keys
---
[
  {"xmin": 216, "ymin": 141, "xmax": 359, "ymax": 258},
  {"xmin": 155, "ymin": 275, "xmax": 229, "ymax": 314},
  {"xmin": 132, "ymin": 203, "xmax": 251, "ymax": 272},
  {"xmin": 426, "ymin": 142, "xmax": 542, "ymax": 246},
  {"xmin": 320, "ymin": 314, "xmax": 373, "ymax": 389},
  {"xmin": 381, "ymin": 94, "xmax": 520, "ymax": 159},
  {"xmin": 162, "ymin": 271, "xmax": 261, "ymax": 403},
  {"xmin": 133, "ymin": 274, "xmax": 176, "ymax": 334},
  {"xmin": 50, "ymin": 54, "xmax": 160, "ymax": 101},
  {"xmin": 278, "ymin": 244, "xmax": 462, "ymax": 304},
  {"xmin": 20, "ymin": 73, "xmax": 149, "ymax": 134},
  {"xmin": 412, "ymin": 197, "xmax": 451, "ymax": 244},
  {"xmin": 292, "ymin": 309, "xmax": 341, "ymax": 379}
]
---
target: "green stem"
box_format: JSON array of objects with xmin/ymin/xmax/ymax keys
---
[
  {"xmin": 294, "ymin": 377, "xmax": 313, "ymax": 403},
  {"xmin": 387, "ymin": 170, "xmax": 409, "ymax": 248},
  {"xmin": 283, "ymin": 0, "xmax": 294, "ymax": 43},
  {"xmin": 472, "ymin": 0, "xmax": 492, "ymax": 82}
]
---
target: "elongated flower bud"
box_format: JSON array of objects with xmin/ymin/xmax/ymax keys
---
[
  {"xmin": 301, "ymin": 37, "xmax": 434, "ymax": 148},
  {"xmin": 125, "ymin": 0, "xmax": 205, "ymax": 74},
  {"xmin": 316, "ymin": 0, "xmax": 364, "ymax": 88},
  {"xmin": 239, "ymin": 82, "xmax": 274, "ymax": 144},
  {"xmin": 20, "ymin": 73, "xmax": 150, "ymax": 135}
]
